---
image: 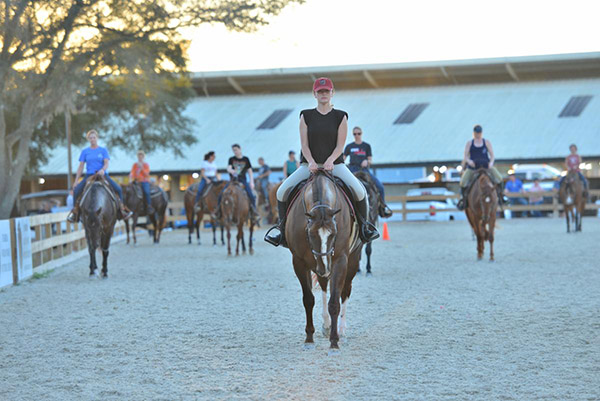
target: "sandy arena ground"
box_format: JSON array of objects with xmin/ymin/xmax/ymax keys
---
[{"xmin": 1, "ymin": 218, "xmax": 599, "ymax": 400}]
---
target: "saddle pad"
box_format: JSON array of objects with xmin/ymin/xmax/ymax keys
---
[{"xmin": 286, "ymin": 175, "xmax": 355, "ymax": 218}]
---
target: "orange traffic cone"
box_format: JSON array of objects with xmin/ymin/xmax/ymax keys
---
[{"xmin": 382, "ymin": 222, "xmax": 390, "ymax": 241}]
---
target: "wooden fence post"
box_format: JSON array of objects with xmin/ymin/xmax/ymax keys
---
[{"xmin": 9, "ymin": 219, "xmax": 18, "ymax": 284}]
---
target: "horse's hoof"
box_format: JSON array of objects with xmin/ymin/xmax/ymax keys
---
[
  {"xmin": 489, "ymin": 259, "xmax": 495, "ymax": 263},
  {"xmin": 249, "ymin": 249, "xmax": 254, "ymax": 256},
  {"xmin": 89, "ymin": 274, "xmax": 96, "ymax": 280},
  {"xmin": 366, "ymin": 271, "xmax": 373, "ymax": 277},
  {"xmin": 303, "ymin": 342, "xmax": 315, "ymax": 350},
  {"xmin": 327, "ymin": 348, "xmax": 340, "ymax": 356},
  {"xmin": 322, "ymin": 325, "xmax": 331, "ymax": 337},
  {"xmin": 101, "ymin": 274, "xmax": 108, "ymax": 279}
]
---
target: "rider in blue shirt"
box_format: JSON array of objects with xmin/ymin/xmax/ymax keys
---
[{"xmin": 67, "ymin": 130, "xmax": 132, "ymax": 222}]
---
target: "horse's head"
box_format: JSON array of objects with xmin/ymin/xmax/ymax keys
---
[
  {"xmin": 221, "ymin": 185, "xmax": 237, "ymax": 223},
  {"xmin": 305, "ymin": 205, "xmax": 341, "ymax": 278}
]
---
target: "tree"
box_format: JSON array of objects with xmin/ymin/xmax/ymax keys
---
[{"xmin": 0, "ymin": 0, "xmax": 303, "ymax": 218}]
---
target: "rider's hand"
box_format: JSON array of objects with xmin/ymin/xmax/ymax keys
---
[
  {"xmin": 308, "ymin": 161, "xmax": 318, "ymax": 173},
  {"xmin": 360, "ymin": 160, "xmax": 368, "ymax": 168},
  {"xmin": 488, "ymin": 161, "xmax": 494, "ymax": 169},
  {"xmin": 98, "ymin": 169, "xmax": 105, "ymax": 176},
  {"xmin": 467, "ymin": 160, "xmax": 475, "ymax": 168},
  {"xmin": 250, "ymin": 181, "xmax": 255, "ymax": 190},
  {"xmin": 323, "ymin": 160, "xmax": 334, "ymax": 171}
]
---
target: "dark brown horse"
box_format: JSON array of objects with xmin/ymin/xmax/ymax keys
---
[
  {"xmin": 354, "ymin": 171, "xmax": 386, "ymax": 275},
  {"xmin": 559, "ymin": 171, "xmax": 585, "ymax": 233},
  {"xmin": 267, "ymin": 181, "xmax": 283, "ymax": 225},
  {"xmin": 80, "ymin": 175, "xmax": 118, "ymax": 278},
  {"xmin": 220, "ymin": 179, "xmax": 254, "ymax": 256},
  {"xmin": 183, "ymin": 181, "xmax": 226, "ymax": 245},
  {"xmin": 286, "ymin": 170, "xmax": 361, "ymax": 351},
  {"xmin": 465, "ymin": 169, "xmax": 497, "ymax": 261},
  {"xmin": 123, "ymin": 183, "xmax": 168, "ymax": 244}
]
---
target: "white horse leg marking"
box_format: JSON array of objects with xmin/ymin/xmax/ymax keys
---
[
  {"xmin": 339, "ymin": 299, "xmax": 348, "ymax": 337},
  {"xmin": 322, "ymin": 291, "xmax": 331, "ymax": 329}
]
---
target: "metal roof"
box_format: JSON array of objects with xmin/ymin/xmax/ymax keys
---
[
  {"xmin": 191, "ymin": 52, "xmax": 600, "ymax": 96},
  {"xmin": 38, "ymin": 77, "xmax": 600, "ymax": 176}
]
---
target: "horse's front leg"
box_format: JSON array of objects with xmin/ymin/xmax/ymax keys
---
[
  {"xmin": 365, "ymin": 242, "xmax": 372, "ymax": 275},
  {"xmin": 88, "ymin": 244, "xmax": 97, "ymax": 277},
  {"xmin": 212, "ymin": 219, "xmax": 217, "ymax": 246},
  {"xmin": 235, "ymin": 223, "xmax": 242, "ymax": 256},
  {"xmin": 124, "ymin": 218, "xmax": 130, "ymax": 244},
  {"xmin": 220, "ymin": 224, "xmax": 225, "ymax": 245},
  {"xmin": 293, "ymin": 257, "xmax": 315, "ymax": 345},
  {"xmin": 248, "ymin": 220, "xmax": 254, "ymax": 255},
  {"xmin": 566, "ymin": 209, "xmax": 571, "ymax": 233},
  {"xmin": 226, "ymin": 223, "xmax": 232, "ymax": 256},
  {"xmin": 328, "ymin": 255, "xmax": 348, "ymax": 350},
  {"xmin": 132, "ymin": 215, "xmax": 138, "ymax": 245},
  {"xmin": 488, "ymin": 219, "xmax": 495, "ymax": 262},
  {"xmin": 196, "ymin": 212, "xmax": 202, "ymax": 245}
]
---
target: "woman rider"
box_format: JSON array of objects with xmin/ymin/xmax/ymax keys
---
[
  {"xmin": 457, "ymin": 124, "xmax": 505, "ymax": 210},
  {"xmin": 129, "ymin": 150, "xmax": 154, "ymax": 214},
  {"xmin": 283, "ymin": 150, "xmax": 299, "ymax": 178},
  {"xmin": 67, "ymin": 130, "xmax": 132, "ymax": 222},
  {"xmin": 559, "ymin": 144, "xmax": 589, "ymax": 196},
  {"xmin": 194, "ymin": 151, "xmax": 218, "ymax": 212},
  {"xmin": 265, "ymin": 77, "xmax": 379, "ymax": 247}
]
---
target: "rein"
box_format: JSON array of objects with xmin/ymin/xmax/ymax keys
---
[{"xmin": 304, "ymin": 172, "xmax": 339, "ymax": 258}]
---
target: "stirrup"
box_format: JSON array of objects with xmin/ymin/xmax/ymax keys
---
[
  {"xmin": 360, "ymin": 221, "xmax": 380, "ymax": 243},
  {"xmin": 67, "ymin": 210, "xmax": 77, "ymax": 223},
  {"xmin": 457, "ymin": 198, "xmax": 465, "ymax": 211},
  {"xmin": 264, "ymin": 225, "xmax": 286, "ymax": 247},
  {"xmin": 379, "ymin": 204, "xmax": 393, "ymax": 218}
]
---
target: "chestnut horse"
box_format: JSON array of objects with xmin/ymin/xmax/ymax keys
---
[
  {"xmin": 221, "ymin": 179, "xmax": 254, "ymax": 256},
  {"xmin": 354, "ymin": 171, "xmax": 385, "ymax": 275},
  {"xmin": 559, "ymin": 171, "xmax": 585, "ymax": 233},
  {"xmin": 465, "ymin": 169, "xmax": 497, "ymax": 261},
  {"xmin": 183, "ymin": 181, "xmax": 226, "ymax": 245},
  {"xmin": 286, "ymin": 170, "xmax": 360, "ymax": 351},
  {"xmin": 123, "ymin": 183, "xmax": 168, "ymax": 244},
  {"xmin": 79, "ymin": 175, "xmax": 118, "ymax": 278},
  {"xmin": 267, "ymin": 181, "xmax": 282, "ymax": 225}
]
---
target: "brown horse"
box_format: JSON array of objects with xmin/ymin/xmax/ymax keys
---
[
  {"xmin": 559, "ymin": 171, "xmax": 585, "ymax": 233},
  {"xmin": 267, "ymin": 181, "xmax": 283, "ymax": 225},
  {"xmin": 79, "ymin": 175, "xmax": 118, "ymax": 278},
  {"xmin": 257, "ymin": 181, "xmax": 274, "ymax": 225},
  {"xmin": 286, "ymin": 170, "xmax": 360, "ymax": 351},
  {"xmin": 183, "ymin": 181, "xmax": 226, "ymax": 245},
  {"xmin": 465, "ymin": 169, "xmax": 498, "ymax": 261},
  {"xmin": 354, "ymin": 171, "xmax": 384, "ymax": 275},
  {"xmin": 221, "ymin": 180, "xmax": 254, "ymax": 256},
  {"xmin": 123, "ymin": 183, "xmax": 168, "ymax": 244}
]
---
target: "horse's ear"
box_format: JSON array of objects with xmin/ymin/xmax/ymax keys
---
[{"xmin": 95, "ymin": 207, "xmax": 102, "ymax": 216}]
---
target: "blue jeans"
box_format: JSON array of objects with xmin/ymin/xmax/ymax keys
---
[
  {"xmin": 348, "ymin": 165, "xmax": 385, "ymax": 199},
  {"xmin": 74, "ymin": 174, "xmax": 123, "ymax": 202},
  {"xmin": 509, "ymin": 196, "xmax": 527, "ymax": 217},
  {"xmin": 257, "ymin": 178, "xmax": 269, "ymax": 200},
  {"xmin": 218, "ymin": 178, "xmax": 256, "ymax": 206},
  {"xmin": 530, "ymin": 200, "xmax": 543, "ymax": 217},
  {"xmin": 559, "ymin": 172, "xmax": 588, "ymax": 190},
  {"xmin": 195, "ymin": 178, "xmax": 208, "ymax": 202},
  {"xmin": 140, "ymin": 182, "xmax": 151, "ymax": 206}
]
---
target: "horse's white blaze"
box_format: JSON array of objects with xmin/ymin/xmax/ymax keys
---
[
  {"xmin": 566, "ymin": 196, "xmax": 573, "ymax": 205},
  {"xmin": 339, "ymin": 299, "xmax": 348, "ymax": 337},
  {"xmin": 318, "ymin": 227, "xmax": 330, "ymax": 267},
  {"xmin": 485, "ymin": 196, "xmax": 490, "ymax": 203},
  {"xmin": 322, "ymin": 291, "xmax": 331, "ymax": 329}
]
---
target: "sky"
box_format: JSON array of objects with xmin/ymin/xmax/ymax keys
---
[{"xmin": 183, "ymin": 0, "xmax": 600, "ymax": 72}]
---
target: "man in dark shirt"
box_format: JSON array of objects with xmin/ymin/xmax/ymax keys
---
[
  {"xmin": 216, "ymin": 144, "xmax": 258, "ymax": 221},
  {"xmin": 343, "ymin": 126, "xmax": 392, "ymax": 217}
]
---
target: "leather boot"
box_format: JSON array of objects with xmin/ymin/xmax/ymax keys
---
[
  {"xmin": 378, "ymin": 196, "xmax": 393, "ymax": 218},
  {"xmin": 356, "ymin": 198, "xmax": 380, "ymax": 243},
  {"xmin": 264, "ymin": 200, "xmax": 288, "ymax": 247},
  {"xmin": 66, "ymin": 203, "xmax": 80, "ymax": 223},
  {"xmin": 497, "ymin": 184, "xmax": 508, "ymax": 205},
  {"xmin": 457, "ymin": 187, "xmax": 467, "ymax": 211},
  {"xmin": 120, "ymin": 204, "xmax": 133, "ymax": 220},
  {"xmin": 147, "ymin": 203, "xmax": 156, "ymax": 215},
  {"xmin": 250, "ymin": 202, "xmax": 260, "ymax": 226}
]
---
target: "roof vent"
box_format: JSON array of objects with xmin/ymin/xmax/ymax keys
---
[
  {"xmin": 394, "ymin": 103, "xmax": 429, "ymax": 125},
  {"xmin": 559, "ymin": 96, "xmax": 592, "ymax": 118},
  {"xmin": 257, "ymin": 109, "xmax": 293, "ymax": 129}
]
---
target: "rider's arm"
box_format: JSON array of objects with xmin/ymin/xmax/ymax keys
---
[
  {"xmin": 367, "ymin": 156, "xmax": 373, "ymax": 167},
  {"xmin": 299, "ymin": 115, "xmax": 316, "ymax": 165},
  {"xmin": 129, "ymin": 164, "xmax": 136, "ymax": 181},
  {"xmin": 461, "ymin": 141, "xmax": 471, "ymax": 170},
  {"xmin": 73, "ymin": 162, "xmax": 85, "ymax": 188},
  {"xmin": 227, "ymin": 163, "xmax": 235, "ymax": 176},
  {"xmin": 248, "ymin": 168, "xmax": 255, "ymax": 188},
  {"xmin": 100, "ymin": 158, "xmax": 109, "ymax": 174},
  {"xmin": 564, "ymin": 156, "xmax": 570, "ymax": 171},
  {"xmin": 283, "ymin": 161, "xmax": 288, "ymax": 178},
  {"xmin": 486, "ymin": 140, "xmax": 495, "ymax": 168},
  {"xmin": 325, "ymin": 115, "xmax": 348, "ymax": 164}
]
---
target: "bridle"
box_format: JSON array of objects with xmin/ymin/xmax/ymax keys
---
[{"xmin": 306, "ymin": 204, "xmax": 337, "ymax": 257}]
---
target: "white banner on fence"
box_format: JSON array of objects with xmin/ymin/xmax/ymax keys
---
[
  {"xmin": 14, "ymin": 217, "xmax": 33, "ymax": 282},
  {"xmin": 0, "ymin": 220, "xmax": 12, "ymax": 288}
]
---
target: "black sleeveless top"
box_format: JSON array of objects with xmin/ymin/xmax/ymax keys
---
[
  {"xmin": 300, "ymin": 108, "xmax": 348, "ymax": 164},
  {"xmin": 468, "ymin": 139, "xmax": 490, "ymax": 169}
]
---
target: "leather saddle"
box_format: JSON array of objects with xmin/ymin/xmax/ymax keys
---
[
  {"xmin": 132, "ymin": 182, "xmax": 163, "ymax": 200},
  {"xmin": 286, "ymin": 172, "xmax": 355, "ymax": 218}
]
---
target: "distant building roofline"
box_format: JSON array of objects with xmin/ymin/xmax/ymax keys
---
[{"xmin": 191, "ymin": 52, "xmax": 600, "ymax": 96}]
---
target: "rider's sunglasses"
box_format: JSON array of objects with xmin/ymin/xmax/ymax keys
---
[{"xmin": 353, "ymin": 132, "xmax": 362, "ymax": 136}]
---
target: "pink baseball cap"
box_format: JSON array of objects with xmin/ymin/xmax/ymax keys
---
[{"xmin": 313, "ymin": 77, "xmax": 334, "ymax": 92}]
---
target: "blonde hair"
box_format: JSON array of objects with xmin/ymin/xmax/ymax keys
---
[
  {"xmin": 86, "ymin": 129, "xmax": 99, "ymax": 139},
  {"xmin": 137, "ymin": 150, "xmax": 145, "ymax": 157}
]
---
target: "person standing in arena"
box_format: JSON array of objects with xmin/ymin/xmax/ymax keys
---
[
  {"xmin": 256, "ymin": 157, "xmax": 271, "ymax": 202},
  {"xmin": 343, "ymin": 126, "xmax": 392, "ymax": 217},
  {"xmin": 457, "ymin": 124, "xmax": 505, "ymax": 210},
  {"xmin": 265, "ymin": 77, "xmax": 379, "ymax": 247}
]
